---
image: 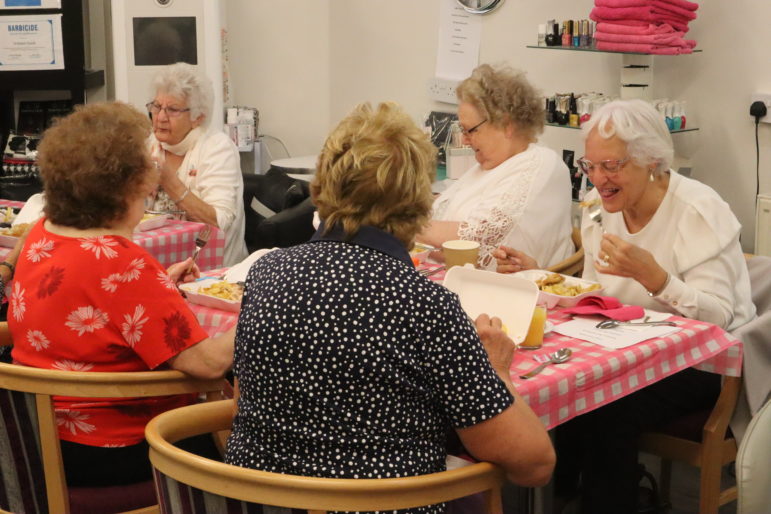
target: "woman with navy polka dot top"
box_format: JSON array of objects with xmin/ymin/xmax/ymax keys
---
[{"xmin": 225, "ymin": 102, "xmax": 555, "ymax": 513}]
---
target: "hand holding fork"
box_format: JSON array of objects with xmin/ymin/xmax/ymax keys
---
[{"xmin": 188, "ymin": 225, "xmax": 212, "ymax": 273}]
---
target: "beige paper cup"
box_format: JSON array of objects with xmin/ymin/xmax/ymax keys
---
[{"xmin": 442, "ymin": 240, "xmax": 480, "ymax": 269}]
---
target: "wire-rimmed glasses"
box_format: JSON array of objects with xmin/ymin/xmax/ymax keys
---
[
  {"xmin": 145, "ymin": 102, "xmax": 191, "ymax": 118},
  {"xmin": 576, "ymin": 156, "xmax": 630, "ymax": 176},
  {"xmin": 460, "ymin": 119, "xmax": 488, "ymax": 137}
]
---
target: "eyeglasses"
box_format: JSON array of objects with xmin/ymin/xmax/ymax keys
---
[
  {"xmin": 460, "ymin": 119, "xmax": 487, "ymax": 136},
  {"xmin": 576, "ymin": 156, "xmax": 630, "ymax": 176},
  {"xmin": 146, "ymin": 102, "xmax": 191, "ymax": 118}
]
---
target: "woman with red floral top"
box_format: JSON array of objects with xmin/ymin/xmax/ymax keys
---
[{"xmin": 9, "ymin": 101, "xmax": 235, "ymax": 487}]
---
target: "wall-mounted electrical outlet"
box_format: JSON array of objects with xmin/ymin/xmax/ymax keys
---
[
  {"xmin": 751, "ymin": 93, "xmax": 771, "ymax": 124},
  {"xmin": 427, "ymin": 77, "xmax": 459, "ymax": 104}
]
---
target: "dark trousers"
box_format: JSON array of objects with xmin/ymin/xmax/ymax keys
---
[
  {"xmin": 61, "ymin": 434, "xmax": 221, "ymax": 487},
  {"xmin": 554, "ymin": 368, "xmax": 721, "ymax": 514}
]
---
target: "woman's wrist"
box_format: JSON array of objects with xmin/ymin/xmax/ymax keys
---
[{"xmin": 644, "ymin": 269, "xmax": 670, "ymax": 297}]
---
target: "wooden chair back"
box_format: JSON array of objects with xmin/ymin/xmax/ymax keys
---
[
  {"xmin": 547, "ymin": 227, "xmax": 584, "ymax": 277},
  {"xmin": 147, "ymin": 400, "xmax": 506, "ymax": 514},
  {"xmin": 0, "ymin": 329, "xmax": 225, "ymax": 514}
]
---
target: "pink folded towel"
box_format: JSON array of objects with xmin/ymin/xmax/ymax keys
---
[
  {"xmin": 590, "ymin": 6, "xmax": 692, "ymax": 32},
  {"xmin": 652, "ymin": 2, "xmax": 697, "ymax": 21},
  {"xmin": 561, "ymin": 296, "xmax": 645, "ymax": 321},
  {"xmin": 596, "ymin": 22, "xmax": 678, "ymax": 35},
  {"xmin": 596, "ymin": 40, "xmax": 692, "ymax": 54},
  {"xmin": 595, "ymin": 0, "xmax": 650, "ymax": 7},
  {"xmin": 594, "ymin": 30, "xmax": 694, "ymax": 48},
  {"xmin": 653, "ymin": 0, "xmax": 698, "ymax": 13}
]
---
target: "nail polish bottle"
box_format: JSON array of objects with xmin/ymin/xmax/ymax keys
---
[
  {"xmin": 568, "ymin": 94, "xmax": 579, "ymax": 127},
  {"xmin": 538, "ymin": 24, "xmax": 546, "ymax": 47},
  {"xmin": 589, "ymin": 21, "xmax": 595, "ymax": 48},
  {"xmin": 580, "ymin": 98, "xmax": 592, "ymax": 125},
  {"xmin": 580, "ymin": 20, "xmax": 589, "ymax": 48},
  {"xmin": 546, "ymin": 98, "xmax": 556, "ymax": 124},
  {"xmin": 545, "ymin": 22, "xmax": 559, "ymax": 47},
  {"xmin": 562, "ymin": 21, "xmax": 572, "ymax": 47},
  {"xmin": 665, "ymin": 103, "xmax": 675, "ymax": 131},
  {"xmin": 679, "ymin": 101, "xmax": 687, "ymax": 129},
  {"xmin": 672, "ymin": 102, "xmax": 683, "ymax": 131},
  {"xmin": 572, "ymin": 20, "xmax": 581, "ymax": 47}
]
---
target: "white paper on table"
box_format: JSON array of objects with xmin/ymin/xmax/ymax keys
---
[
  {"xmin": 13, "ymin": 193, "xmax": 44, "ymax": 226},
  {"xmin": 435, "ymin": 0, "xmax": 481, "ymax": 81},
  {"xmin": 553, "ymin": 313, "xmax": 681, "ymax": 349},
  {"xmin": 223, "ymin": 248, "xmax": 277, "ymax": 283}
]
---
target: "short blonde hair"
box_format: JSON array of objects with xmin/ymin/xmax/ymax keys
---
[
  {"xmin": 311, "ymin": 102, "xmax": 437, "ymax": 247},
  {"xmin": 456, "ymin": 64, "xmax": 544, "ymax": 142}
]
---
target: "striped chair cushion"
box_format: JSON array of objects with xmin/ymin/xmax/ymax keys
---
[
  {"xmin": 0, "ymin": 388, "xmax": 48, "ymax": 514},
  {"xmin": 153, "ymin": 469, "xmax": 306, "ymax": 514}
]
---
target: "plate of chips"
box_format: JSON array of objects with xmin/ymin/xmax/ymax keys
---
[
  {"xmin": 0, "ymin": 222, "xmax": 31, "ymax": 248},
  {"xmin": 179, "ymin": 278, "xmax": 244, "ymax": 312},
  {"xmin": 514, "ymin": 270, "xmax": 603, "ymax": 308}
]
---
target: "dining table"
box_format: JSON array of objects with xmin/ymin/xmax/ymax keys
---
[
  {"xmin": 186, "ymin": 262, "xmax": 743, "ymax": 431},
  {"xmin": 0, "ymin": 198, "xmax": 226, "ymax": 271}
]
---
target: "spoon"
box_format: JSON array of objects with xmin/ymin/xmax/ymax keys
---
[
  {"xmin": 519, "ymin": 348, "xmax": 573, "ymax": 379},
  {"xmin": 596, "ymin": 319, "xmax": 678, "ymax": 329}
]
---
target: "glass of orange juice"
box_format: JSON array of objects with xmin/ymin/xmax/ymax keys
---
[{"xmin": 520, "ymin": 306, "xmax": 546, "ymax": 349}]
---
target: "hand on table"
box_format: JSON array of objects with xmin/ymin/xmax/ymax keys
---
[
  {"xmin": 167, "ymin": 258, "xmax": 200, "ymax": 285},
  {"xmin": 493, "ymin": 246, "xmax": 538, "ymax": 274},
  {"xmin": 595, "ymin": 233, "xmax": 668, "ymax": 294},
  {"xmin": 475, "ymin": 313, "xmax": 516, "ymax": 377}
]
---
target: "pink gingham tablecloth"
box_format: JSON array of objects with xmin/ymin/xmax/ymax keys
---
[
  {"xmin": 0, "ymin": 198, "xmax": 225, "ymax": 272},
  {"xmin": 513, "ymin": 309, "xmax": 743, "ymax": 429}
]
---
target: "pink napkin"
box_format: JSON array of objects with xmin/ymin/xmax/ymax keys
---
[{"xmin": 561, "ymin": 296, "xmax": 645, "ymax": 321}]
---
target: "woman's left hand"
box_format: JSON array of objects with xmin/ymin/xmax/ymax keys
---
[
  {"xmin": 595, "ymin": 233, "xmax": 668, "ymax": 294},
  {"xmin": 166, "ymin": 258, "xmax": 200, "ymax": 284}
]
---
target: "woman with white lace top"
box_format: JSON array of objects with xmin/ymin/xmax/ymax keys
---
[
  {"xmin": 417, "ymin": 64, "xmax": 574, "ymax": 271},
  {"xmin": 146, "ymin": 63, "xmax": 248, "ymax": 266}
]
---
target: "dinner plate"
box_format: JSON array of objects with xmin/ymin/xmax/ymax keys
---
[
  {"xmin": 514, "ymin": 269, "xmax": 604, "ymax": 309},
  {"xmin": 136, "ymin": 213, "xmax": 170, "ymax": 232},
  {"xmin": 179, "ymin": 278, "xmax": 242, "ymax": 313},
  {"xmin": 0, "ymin": 234, "xmax": 18, "ymax": 248}
]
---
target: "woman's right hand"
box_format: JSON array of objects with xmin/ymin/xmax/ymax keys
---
[
  {"xmin": 493, "ymin": 246, "xmax": 538, "ymax": 274},
  {"xmin": 475, "ymin": 313, "xmax": 515, "ymax": 377}
]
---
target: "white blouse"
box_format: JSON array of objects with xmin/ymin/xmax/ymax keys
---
[
  {"xmin": 432, "ymin": 144, "xmax": 574, "ymax": 270},
  {"xmin": 151, "ymin": 131, "xmax": 248, "ymax": 266},
  {"xmin": 581, "ymin": 171, "xmax": 755, "ymax": 331}
]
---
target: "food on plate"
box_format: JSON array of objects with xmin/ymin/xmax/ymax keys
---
[
  {"xmin": 0, "ymin": 207, "xmax": 15, "ymax": 223},
  {"xmin": 199, "ymin": 281, "xmax": 244, "ymax": 301},
  {"xmin": 535, "ymin": 273, "xmax": 601, "ymax": 297},
  {"xmin": 579, "ymin": 198, "xmax": 601, "ymax": 208},
  {"xmin": 0, "ymin": 222, "xmax": 31, "ymax": 237},
  {"xmin": 141, "ymin": 213, "xmax": 162, "ymax": 221}
]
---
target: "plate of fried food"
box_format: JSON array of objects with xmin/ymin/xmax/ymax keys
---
[
  {"xmin": 0, "ymin": 222, "xmax": 32, "ymax": 248},
  {"xmin": 136, "ymin": 212, "xmax": 170, "ymax": 232},
  {"xmin": 514, "ymin": 270, "xmax": 603, "ymax": 308},
  {"xmin": 179, "ymin": 278, "xmax": 244, "ymax": 312}
]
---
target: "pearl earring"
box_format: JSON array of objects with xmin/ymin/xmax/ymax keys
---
[{"xmin": 649, "ymin": 171, "xmax": 655, "ymax": 182}]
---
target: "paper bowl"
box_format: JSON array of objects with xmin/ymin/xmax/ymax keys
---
[
  {"xmin": 443, "ymin": 266, "xmax": 539, "ymax": 345},
  {"xmin": 514, "ymin": 269, "xmax": 604, "ymax": 309},
  {"xmin": 179, "ymin": 278, "xmax": 242, "ymax": 313},
  {"xmin": 409, "ymin": 243, "xmax": 434, "ymax": 265}
]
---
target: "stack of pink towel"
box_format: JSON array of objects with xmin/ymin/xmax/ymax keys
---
[{"xmin": 590, "ymin": 0, "xmax": 699, "ymax": 54}]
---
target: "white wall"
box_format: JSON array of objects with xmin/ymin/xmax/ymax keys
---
[
  {"xmin": 227, "ymin": 0, "xmax": 771, "ymax": 251},
  {"xmin": 226, "ymin": 0, "xmax": 331, "ymax": 162}
]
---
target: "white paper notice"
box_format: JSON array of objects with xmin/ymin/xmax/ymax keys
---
[
  {"xmin": 436, "ymin": 0, "xmax": 481, "ymax": 81},
  {"xmin": 0, "ymin": 13, "xmax": 64, "ymax": 70},
  {"xmin": 1, "ymin": 0, "xmax": 62, "ymax": 9},
  {"xmin": 553, "ymin": 316, "xmax": 681, "ymax": 349}
]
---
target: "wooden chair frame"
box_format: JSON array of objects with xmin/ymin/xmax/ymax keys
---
[
  {"xmin": 639, "ymin": 375, "xmax": 740, "ymax": 514},
  {"xmin": 0, "ymin": 355, "xmax": 225, "ymax": 514},
  {"xmin": 547, "ymin": 227, "xmax": 584, "ymax": 277},
  {"xmin": 147, "ymin": 399, "xmax": 507, "ymax": 514}
]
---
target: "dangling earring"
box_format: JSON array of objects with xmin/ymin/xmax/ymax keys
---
[{"xmin": 649, "ymin": 170, "xmax": 655, "ymax": 182}]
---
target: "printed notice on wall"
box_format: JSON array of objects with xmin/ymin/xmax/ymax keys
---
[
  {"xmin": 435, "ymin": 0, "xmax": 481, "ymax": 81},
  {"xmin": 1, "ymin": 0, "xmax": 61, "ymax": 9},
  {"xmin": 0, "ymin": 14, "xmax": 64, "ymax": 70}
]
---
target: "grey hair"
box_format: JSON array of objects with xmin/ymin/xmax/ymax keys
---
[
  {"xmin": 581, "ymin": 99, "xmax": 674, "ymax": 175},
  {"xmin": 151, "ymin": 62, "xmax": 213, "ymax": 128}
]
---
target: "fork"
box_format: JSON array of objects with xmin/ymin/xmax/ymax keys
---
[
  {"xmin": 419, "ymin": 266, "xmax": 445, "ymax": 277},
  {"xmin": 188, "ymin": 225, "xmax": 212, "ymax": 272}
]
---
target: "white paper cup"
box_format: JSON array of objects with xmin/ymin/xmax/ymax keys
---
[{"xmin": 442, "ymin": 240, "xmax": 480, "ymax": 269}]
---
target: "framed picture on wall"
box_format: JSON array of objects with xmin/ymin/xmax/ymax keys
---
[{"xmin": 1, "ymin": 0, "xmax": 61, "ymax": 9}]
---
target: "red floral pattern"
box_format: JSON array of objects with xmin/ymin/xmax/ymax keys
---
[{"xmin": 9, "ymin": 219, "xmax": 208, "ymax": 446}]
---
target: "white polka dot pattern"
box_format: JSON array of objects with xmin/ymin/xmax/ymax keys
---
[{"xmin": 225, "ymin": 239, "xmax": 513, "ymax": 513}]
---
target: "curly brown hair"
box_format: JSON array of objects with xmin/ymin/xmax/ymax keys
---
[
  {"xmin": 311, "ymin": 102, "xmax": 437, "ymax": 248},
  {"xmin": 456, "ymin": 64, "xmax": 545, "ymax": 142},
  {"xmin": 37, "ymin": 102, "xmax": 152, "ymax": 229}
]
